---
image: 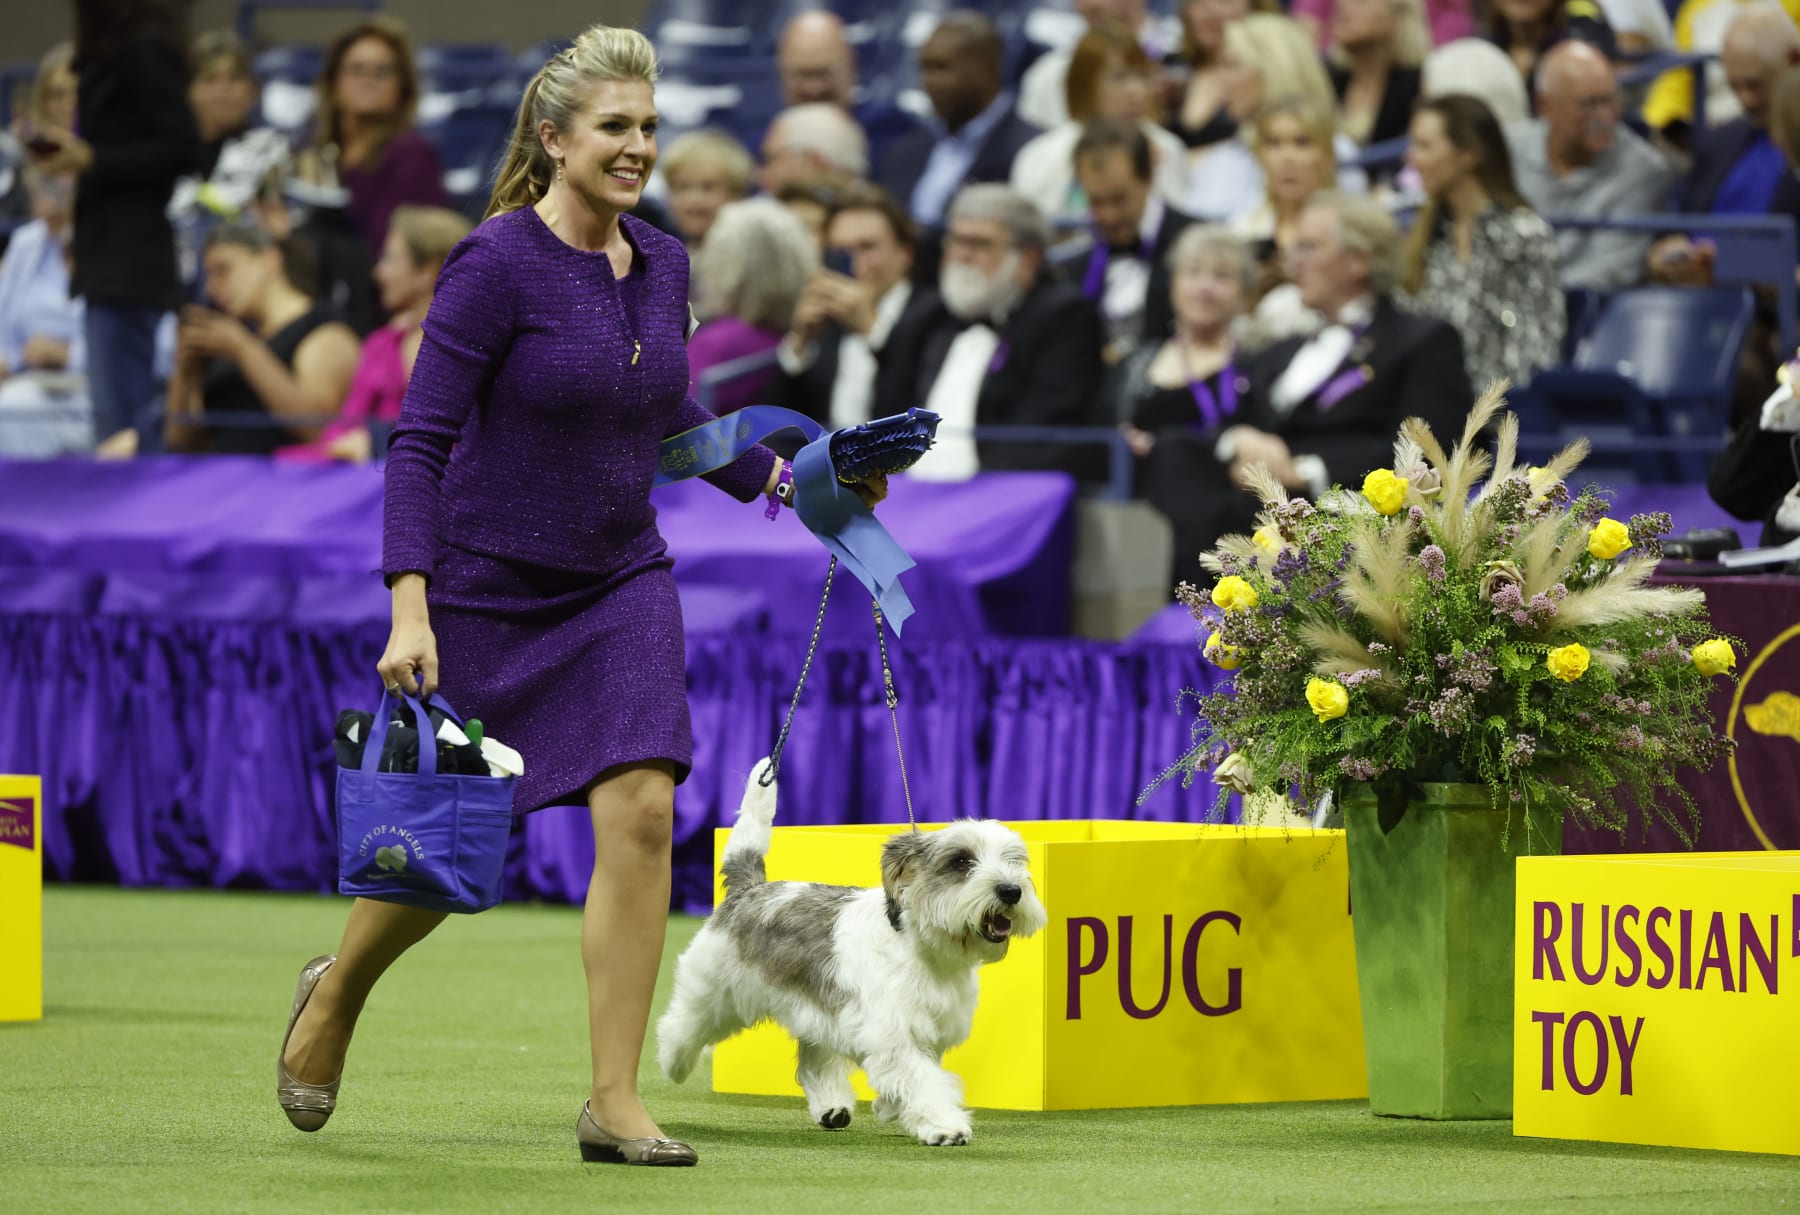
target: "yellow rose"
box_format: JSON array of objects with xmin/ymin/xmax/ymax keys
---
[
  {"xmin": 1693, "ymin": 638, "xmax": 1736, "ymax": 677},
  {"xmin": 1252, "ymin": 524, "xmax": 1282, "ymax": 552},
  {"xmin": 1361, "ymin": 468, "xmax": 1408, "ymax": 516},
  {"xmin": 1587, "ymin": 518, "xmax": 1632, "ymax": 561},
  {"xmin": 1306, "ymin": 677, "xmax": 1350, "ymax": 722},
  {"xmin": 1211, "ymin": 575, "xmax": 1259, "ymax": 613},
  {"xmin": 1205, "ymin": 632, "xmax": 1243, "ymax": 670},
  {"xmin": 1546, "ymin": 643, "xmax": 1591, "ymax": 683}
]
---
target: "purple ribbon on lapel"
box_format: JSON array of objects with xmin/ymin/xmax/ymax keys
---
[
  {"xmin": 1081, "ymin": 233, "xmax": 1157, "ymax": 302},
  {"xmin": 1188, "ymin": 361, "xmax": 1240, "ymax": 430},
  {"xmin": 989, "ymin": 338, "xmax": 1011, "ymax": 373},
  {"xmin": 1312, "ymin": 322, "xmax": 1374, "ymax": 413}
]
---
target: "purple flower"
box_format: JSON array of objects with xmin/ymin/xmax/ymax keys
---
[
  {"xmin": 1340, "ymin": 756, "xmax": 1388, "ymax": 781},
  {"xmin": 1340, "ymin": 668, "xmax": 1385, "ymax": 688},
  {"xmin": 1490, "ymin": 583, "xmax": 1525, "ymax": 615},
  {"xmin": 1418, "ymin": 544, "xmax": 1447, "ymax": 585},
  {"xmin": 1503, "ymin": 734, "xmax": 1537, "ymax": 766}
]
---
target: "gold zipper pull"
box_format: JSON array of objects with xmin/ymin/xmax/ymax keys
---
[{"xmin": 631, "ymin": 340, "xmax": 641, "ymax": 366}]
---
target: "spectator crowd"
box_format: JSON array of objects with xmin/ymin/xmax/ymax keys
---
[{"xmin": 6, "ymin": 0, "xmax": 1800, "ymax": 578}]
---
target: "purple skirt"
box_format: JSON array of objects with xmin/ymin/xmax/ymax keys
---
[{"xmin": 427, "ymin": 543, "xmax": 692, "ymax": 813}]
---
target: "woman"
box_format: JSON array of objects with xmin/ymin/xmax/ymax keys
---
[
  {"xmin": 1232, "ymin": 99, "xmax": 1339, "ymax": 344},
  {"xmin": 689, "ymin": 195, "xmax": 818, "ymax": 415},
  {"xmin": 1010, "ymin": 20, "xmax": 1188, "ymax": 226},
  {"xmin": 1167, "ymin": 0, "xmax": 1270, "ymax": 156},
  {"xmin": 278, "ymin": 205, "xmax": 472, "ymax": 462},
  {"xmin": 169, "ymin": 31, "xmax": 293, "ymax": 285},
  {"xmin": 296, "ymin": 17, "xmax": 450, "ymax": 259},
  {"xmin": 162, "ymin": 223, "xmax": 359, "ymax": 454},
  {"xmin": 1, "ymin": 44, "xmax": 78, "ymax": 226},
  {"xmin": 658, "ymin": 128, "xmax": 753, "ymax": 248},
  {"xmin": 1107, "ymin": 225, "xmax": 1258, "ymax": 584},
  {"xmin": 1292, "ymin": 0, "xmax": 1474, "ymax": 49},
  {"xmin": 1183, "ymin": 13, "xmax": 1366, "ymax": 222},
  {"xmin": 37, "ymin": 0, "xmax": 206, "ymax": 451},
  {"xmin": 0, "ymin": 168, "xmax": 89, "ymax": 457},
  {"xmin": 1329, "ymin": 0, "xmax": 1429, "ymax": 148},
  {"xmin": 1401, "ymin": 94, "xmax": 1564, "ymax": 394},
  {"xmin": 1485, "ymin": 0, "xmax": 1614, "ymax": 98},
  {"xmin": 273, "ymin": 25, "xmax": 884, "ymax": 1166}
]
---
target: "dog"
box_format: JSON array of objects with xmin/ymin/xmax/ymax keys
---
[{"xmin": 656, "ymin": 759, "xmax": 1046, "ymax": 1146}]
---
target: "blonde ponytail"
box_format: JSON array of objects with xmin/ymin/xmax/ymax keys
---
[{"xmin": 485, "ymin": 26, "xmax": 662, "ymax": 219}]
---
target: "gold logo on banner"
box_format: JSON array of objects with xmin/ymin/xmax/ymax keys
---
[{"xmin": 1726, "ymin": 622, "xmax": 1800, "ymax": 849}]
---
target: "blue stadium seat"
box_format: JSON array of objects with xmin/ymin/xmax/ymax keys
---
[
  {"xmin": 1526, "ymin": 287, "xmax": 1755, "ymax": 483},
  {"xmin": 1561, "ymin": 287, "xmax": 1602, "ymax": 361},
  {"xmin": 419, "ymin": 103, "xmax": 516, "ymax": 216}
]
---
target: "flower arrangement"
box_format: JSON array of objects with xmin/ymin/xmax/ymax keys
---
[{"xmin": 1173, "ymin": 391, "xmax": 1735, "ymax": 840}]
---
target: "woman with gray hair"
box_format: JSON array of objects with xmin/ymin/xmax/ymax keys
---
[{"xmin": 689, "ymin": 196, "xmax": 819, "ymax": 414}]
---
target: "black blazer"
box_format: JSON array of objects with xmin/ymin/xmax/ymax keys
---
[
  {"xmin": 71, "ymin": 32, "xmax": 207, "ymax": 309},
  {"xmin": 770, "ymin": 286, "xmax": 941, "ymax": 428},
  {"xmin": 1049, "ymin": 204, "xmax": 1200, "ymax": 348},
  {"xmin": 875, "ymin": 278, "xmax": 1106, "ymax": 476},
  {"xmin": 1329, "ymin": 65, "xmax": 1422, "ymax": 150},
  {"xmin": 1242, "ymin": 298, "xmax": 1473, "ymax": 479},
  {"xmin": 875, "ymin": 107, "xmax": 1042, "ymax": 218},
  {"xmin": 1709, "ymin": 422, "xmax": 1799, "ymax": 546}
]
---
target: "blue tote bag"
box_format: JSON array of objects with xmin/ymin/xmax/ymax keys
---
[{"xmin": 335, "ymin": 689, "xmax": 517, "ymax": 913}]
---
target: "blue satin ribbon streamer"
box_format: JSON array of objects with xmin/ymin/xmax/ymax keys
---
[{"xmin": 655, "ymin": 405, "xmax": 917, "ymax": 634}]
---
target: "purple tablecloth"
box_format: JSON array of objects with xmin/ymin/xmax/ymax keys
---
[{"xmin": 0, "ymin": 457, "xmax": 1210, "ymax": 912}]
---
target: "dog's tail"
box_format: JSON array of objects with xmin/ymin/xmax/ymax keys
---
[{"xmin": 720, "ymin": 757, "xmax": 778, "ymax": 894}]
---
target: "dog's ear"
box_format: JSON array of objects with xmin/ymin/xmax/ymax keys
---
[{"xmin": 880, "ymin": 830, "xmax": 930, "ymax": 931}]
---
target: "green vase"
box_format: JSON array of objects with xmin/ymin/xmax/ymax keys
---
[{"xmin": 1341, "ymin": 782, "xmax": 1562, "ymax": 1120}]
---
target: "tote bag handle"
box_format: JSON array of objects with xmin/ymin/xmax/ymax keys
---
[{"xmin": 356, "ymin": 688, "xmax": 469, "ymax": 782}]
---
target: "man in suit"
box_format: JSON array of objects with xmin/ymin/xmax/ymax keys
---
[
  {"xmin": 1052, "ymin": 118, "xmax": 1198, "ymax": 362},
  {"xmin": 875, "ymin": 183, "xmax": 1105, "ymax": 480},
  {"xmin": 776, "ymin": 10, "xmax": 922, "ymax": 172},
  {"xmin": 876, "ymin": 13, "xmax": 1041, "ymax": 236},
  {"xmin": 1142, "ymin": 190, "xmax": 1472, "ymax": 581},
  {"xmin": 1647, "ymin": 4, "xmax": 1800, "ymax": 285},
  {"xmin": 774, "ymin": 183, "xmax": 935, "ymax": 430}
]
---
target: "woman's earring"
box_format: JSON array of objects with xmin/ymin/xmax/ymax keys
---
[{"xmin": 555, "ymin": 160, "xmax": 565, "ymax": 182}]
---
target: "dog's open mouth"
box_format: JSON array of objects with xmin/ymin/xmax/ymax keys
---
[{"xmin": 979, "ymin": 911, "xmax": 1013, "ymax": 943}]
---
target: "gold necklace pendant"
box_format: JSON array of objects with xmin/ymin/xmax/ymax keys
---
[{"xmin": 631, "ymin": 340, "xmax": 641, "ymax": 366}]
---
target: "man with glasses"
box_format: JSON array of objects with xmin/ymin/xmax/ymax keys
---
[{"xmin": 1508, "ymin": 40, "xmax": 1674, "ymax": 290}]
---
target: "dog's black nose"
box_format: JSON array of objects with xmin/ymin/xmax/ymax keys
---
[{"xmin": 996, "ymin": 883, "xmax": 1022, "ymax": 906}]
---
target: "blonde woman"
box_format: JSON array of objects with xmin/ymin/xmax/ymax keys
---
[
  {"xmin": 689, "ymin": 195, "xmax": 819, "ymax": 414},
  {"xmin": 272, "ymin": 25, "xmax": 885, "ymax": 1165},
  {"xmin": 658, "ymin": 128, "xmax": 753, "ymax": 247},
  {"xmin": 1233, "ymin": 98, "xmax": 1342, "ymax": 343},
  {"xmin": 1182, "ymin": 13, "xmax": 1365, "ymax": 220},
  {"xmin": 1328, "ymin": 0, "xmax": 1430, "ymax": 146}
]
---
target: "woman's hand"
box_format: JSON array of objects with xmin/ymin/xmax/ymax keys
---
[
  {"xmin": 179, "ymin": 306, "xmax": 253, "ymax": 362},
  {"xmin": 1122, "ymin": 424, "xmax": 1155, "ymax": 458},
  {"xmin": 379, "ymin": 574, "xmax": 439, "ymax": 696},
  {"xmin": 27, "ymin": 128, "xmax": 93, "ymax": 176},
  {"xmin": 327, "ymin": 427, "xmax": 374, "ymax": 463}
]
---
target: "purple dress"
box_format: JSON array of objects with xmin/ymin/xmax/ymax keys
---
[
  {"xmin": 340, "ymin": 129, "xmax": 452, "ymax": 258},
  {"xmin": 382, "ymin": 208, "xmax": 777, "ymax": 812}
]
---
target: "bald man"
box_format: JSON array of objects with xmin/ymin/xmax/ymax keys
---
[
  {"xmin": 1507, "ymin": 41, "xmax": 1674, "ymax": 289},
  {"xmin": 1650, "ymin": 3, "xmax": 1800, "ymax": 284},
  {"xmin": 875, "ymin": 13, "xmax": 1042, "ymax": 231},
  {"xmin": 774, "ymin": 11, "xmax": 922, "ymax": 175}
]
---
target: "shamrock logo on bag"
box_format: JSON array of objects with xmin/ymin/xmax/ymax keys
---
[{"xmin": 375, "ymin": 845, "xmax": 409, "ymax": 873}]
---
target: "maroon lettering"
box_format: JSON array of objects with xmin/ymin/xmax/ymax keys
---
[
  {"xmin": 1571, "ymin": 902, "xmax": 1610, "ymax": 986},
  {"xmin": 1678, "ymin": 909, "xmax": 1694, "ymax": 991},
  {"xmin": 1696, "ymin": 911, "xmax": 1735, "ymax": 993},
  {"xmin": 1613, "ymin": 905, "xmax": 1643, "ymax": 987},
  {"xmin": 1533, "ymin": 901, "xmax": 1565, "ymax": 981},
  {"xmin": 1609, "ymin": 1015, "xmax": 1644, "ymax": 1097},
  {"xmin": 1532, "ymin": 1010, "xmax": 1565, "ymax": 1090},
  {"xmin": 1740, "ymin": 913, "xmax": 1779, "ymax": 996},
  {"xmin": 1066, "ymin": 917, "xmax": 1108, "ymax": 1020},
  {"xmin": 1564, "ymin": 1011, "xmax": 1609, "ymax": 1096},
  {"xmin": 1645, "ymin": 907, "xmax": 1674, "ymax": 990},
  {"xmin": 1117, "ymin": 915, "xmax": 1173, "ymax": 1020},
  {"xmin": 1181, "ymin": 911, "xmax": 1242, "ymax": 1016}
]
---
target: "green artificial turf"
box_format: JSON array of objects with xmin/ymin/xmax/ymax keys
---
[{"xmin": 2, "ymin": 886, "xmax": 1795, "ymax": 1214}]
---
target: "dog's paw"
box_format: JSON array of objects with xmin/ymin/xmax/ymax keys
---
[
  {"xmin": 911, "ymin": 1114, "xmax": 972, "ymax": 1147},
  {"xmin": 817, "ymin": 1107, "xmax": 852, "ymax": 1130},
  {"xmin": 872, "ymin": 1095, "xmax": 900, "ymax": 1124},
  {"xmin": 740, "ymin": 759, "xmax": 779, "ymax": 823}
]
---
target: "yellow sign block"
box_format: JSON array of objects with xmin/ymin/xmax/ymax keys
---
[
  {"xmin": 0, "ymin": 775, "xmax": 43, "ymax": 1023},
  {"xmin": 708, "ymin": 820, "xmax": 1366, "ymax": 1110},
  {"xmin": 1514, "ymin": 853, "xmax": 1800, "ymax": 1156}
]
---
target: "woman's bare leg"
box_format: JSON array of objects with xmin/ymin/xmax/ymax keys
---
[
  {"xmin": 581, "ymin": 760, "xmax": 677, "ymax": 1138},
  {"xmin": 283, "ymin": 898, "xmax": 448, "ymax": 1084}
]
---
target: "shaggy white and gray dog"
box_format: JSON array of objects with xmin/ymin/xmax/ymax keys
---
[{"xmin": 656, "ymin": 759, "xmax": 1046, "ymax": 1146}]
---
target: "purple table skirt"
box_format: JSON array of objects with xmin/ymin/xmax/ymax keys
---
[{"xmin": 0, "ymin": 457, "xmax": 1075, "ymax": 640}]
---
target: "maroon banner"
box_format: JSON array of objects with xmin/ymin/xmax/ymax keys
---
[
  {"xmin": 0, "ymin": 796, "xmax": 34, "ymax": 852},
  {"xmin": 1566, "ymin": 575, "xmax": 1800, "ymax": 855}
]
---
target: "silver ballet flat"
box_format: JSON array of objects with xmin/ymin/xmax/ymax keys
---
[
  {"xmin": 276, "ymin": 954, "xmax": 340, "ymax": 1132},
  {"xmin": 576, "ymin": 1101, "xmax": 698, "ymax": 1166}
]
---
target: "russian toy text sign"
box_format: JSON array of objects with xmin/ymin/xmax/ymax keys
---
[{"xmin": 1514, "ymin": 854, "xmax": 1800, "ymax": 1156}]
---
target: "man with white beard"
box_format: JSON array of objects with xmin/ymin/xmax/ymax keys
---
[{"xmin": 875, "ymin": 184, "xmax": 1104, "ymax": 480}]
